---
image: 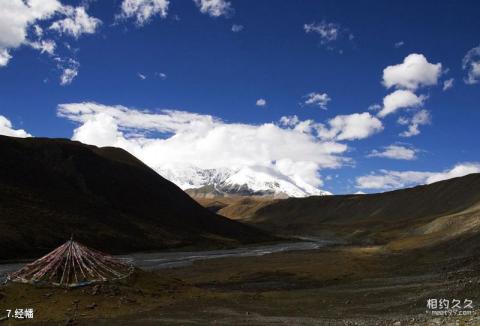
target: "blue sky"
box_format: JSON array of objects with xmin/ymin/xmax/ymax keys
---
[{"xmin": 0, "ymin": 0, "xmax": 479, "ymax": 194}]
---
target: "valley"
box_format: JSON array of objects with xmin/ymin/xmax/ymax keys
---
[
  {"xmin": 0, "ymin": 137, "xmax": 479, "ymax": 325},
  {"xmin": 1, "ymin": 0, "xmax": 479, "ymax": 324},
  {"xmin": 1, "ymin": 239, "xmax": 479, "ymax": 325}
]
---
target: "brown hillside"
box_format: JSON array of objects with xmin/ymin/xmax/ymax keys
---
[
  {"xmin": 193, "ymin": 197, "xmax": 278, "ymax": 219},
  {"xmin": 239, "ymin": 174, "xmax": 480, "ymax": 245}
]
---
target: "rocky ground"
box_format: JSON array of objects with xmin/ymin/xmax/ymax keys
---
[{"xmin": 1, "ymin": 243, "xmax": 479, "ymax": 325}]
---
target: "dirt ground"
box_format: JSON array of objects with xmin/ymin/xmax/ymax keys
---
[{"xmin": 1, "ymin": 244, "xmax": 479, "ymax": 325}]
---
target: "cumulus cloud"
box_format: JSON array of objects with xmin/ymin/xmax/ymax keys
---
[
  {"xmin": 256, "ymin": 98, "xmax": 267, "ymax": 107},
  {"xmin": 279, "ymin": 115, "xmax": 299, "ymax": 127},
  {"xmin": 377, "ymin": 89, "xmax": 426, "ymax": 118},
  {"xmin": 443, "ymin": 78, "xmax": 454, "ymax": 91},
  {"xmin": 394, "ymin": 41, "xmax": 404, "ymax": 48},
  {"xmin": 231, "ymin": 24, "xmax": 244, "ymax": 32},
  {"xmin": 50, "ymin": 6, "xmax": 101, "ymax": 38},
  {"xmin": 304, "ymin": 92, "xmax": 331, "ymax": 109},
  {"xmin": 356, "ymin": 170, "xmax": 434, "ymax": 190},
  {"xmin": 193, "ymin": 0, "xmax": 233, "ymax": 18},
  {"xmin": 0, "ymin": 0, "xmax": 61, "ymax": 67},
  {"xmin": 280, "ymin": 113, "xmax": 382, "ymax": 141},
  {"xmin": 367, "ymin": 144, "xmax": 418, "ymax": 160},
  {"xmin": 426, "ymin": 163, "xmax": 480, "ymax": 184},
  {"xmin": 0, "ymin": 50, "xmax": 12, "ymax": 67},
  {"xmin": 0, "ymin": 115, "xmax": 31, "ymax": 138},
  {"xmin": 315, "ymin": 112, "xmax": 383, "ymax": 141},
  {"xmin": 462, "ymin": 45, "xmax": 480, "ymax": 85},
  {"xmin": 382, "ymin": 53, "xmax": 442, "ymax": 91},
  {"xmin": 137, "ymin": 73, "xmax": 147, "ymax": 80},
  {"xmin": 374, "ymin": 54, "xmax": 439, "ymax": 138},
  {"xmin": 57, "ymin": 102, "xmax": 351, "ymax": 189},
  {"xmin": 356, "ymin": 163, "xmax": 480, "ymax": 190},
  {"xmin": 118, "ymin": 0, "xmax": 169, "ymax": 25},
  {"xmin": 398, "ymin": 109, "xmax": 430, "ymax": 137}
]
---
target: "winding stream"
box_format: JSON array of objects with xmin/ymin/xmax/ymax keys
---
[{"xmin": 0, "ymin": 241, "xmax": 332, "ymax": 283}]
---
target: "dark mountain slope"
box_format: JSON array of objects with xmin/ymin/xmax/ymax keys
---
[
  {"xmin": 247, "ymin": 173, "xmax": 480, "ymax": 243},
  {"xmin": 0, "ymin": 136, "xmax": 273, "ymax": 260}
]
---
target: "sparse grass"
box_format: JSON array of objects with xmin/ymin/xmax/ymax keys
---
[{"xmin": 2, "ymin": 244, "xmax": 479, "ymax": 325}]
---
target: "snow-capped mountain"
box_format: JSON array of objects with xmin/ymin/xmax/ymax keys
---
[{"xmin": 156, "ymin": 165, "xmax": 331, "ymax": 198}]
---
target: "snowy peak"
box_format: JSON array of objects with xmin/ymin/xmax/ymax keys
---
[{"xmin": 156, "ymin": 165, "xmax": 331, "ymax": 198}]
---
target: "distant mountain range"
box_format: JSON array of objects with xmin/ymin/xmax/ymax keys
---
[
  {"xmin": 158, "ymin": 165, "xmax": 330, "ymax": 198},
  {"xmin": 0, "ymin": 136, "xmax": 273, "ymax": 260}
]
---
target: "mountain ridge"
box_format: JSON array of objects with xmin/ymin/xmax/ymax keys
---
[
  {"xmin": 158, "ymin": 165, "xmax": 330, "ymax": 198},
  {"xmin": 192, "ymin": 173, "xmax": 480, "ymax": 248},
  {"xmin": 0, "ymin": 136, "xmax": 274, "ymax": 260},
  {"xmin": 242, "ymin": 172, "xmax": 480, "ymax": 245}
]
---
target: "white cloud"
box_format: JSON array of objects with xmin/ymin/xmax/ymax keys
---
[
  {"xmin": 231, "ymin": 24, "xmax": 243, "ymax": 32},
  {"xmin": 426, "ymin": 163, "xmax": 480, "ymax": 184},
  {"xmin": 356, "ymin": 170, "xmax": 433, "ymax": 190},
  {"xmin": 60, "ymin": 68, "xmax": 78, "ymax": 85},
  {"xmin": 304, "ymin": 20, "xmax": 353, "ymax": 50},
  {"xmin": 0, "ymin": 0, "xmax": 61, "ymax": 67},
  {"xmin": 0, "ymin": 115, "xmax": 31, "ymax": 138},
  {"xmin": 280, "ymin": 113, "xmax": 382, "ymax": 141},
  {"xmin": 304, "ymin": 21, "xmax": 339, "ymax": 43},
  {"xmin": 155, "ymin": 72, "xmax": 167, "ymax": 79},
  {"xmin": 367, "ymin": 144, "xmax": 417, "ymax": 160},
  {"xmin": 33, "ymin": 25, "xmax": 43, "ymax": 37},
  {"xmin": 382, "ymin": 53, "xmax": 442, "ymax": 90},
  {"xmin": 140, "ymin": 72, "xmax": 167, "ymax": 80},
  {"xmin": 397, "ymin": 116, "xmax": 410, "ymax": 125},
  {"xmin": 462, "ymin": 45, "xmax": 480, "ymax": 85},
  {"xmin": 27, "ymin": 39, "xmax": 56, "ymax": 55},
  {"xmin": 377, "ymin": 89, "xmax": 426, "ymax": 118},
  {"xmin": 304, "ymin": 92, "xmax": 331, "ymax": 109},
  {"xmin": 279, "ymin": 115, "xmax": 299, "ymax": 127},
  {"xmin": 394, "ymin": 41, "xmax": 404, "ymax": 48},
  {"xmin": 316, "ymin": 112, "xmax": 383, "ymax": 141},
  {"xmin": 442, "ymin": 78, "xmax": 454, "ymax": 91},
  {"xmin": 0, "ymin": 0, "xmax": 99, "ymax": 87},
  {"xmin": 256, "ymin": 98, "xmax": 267, "ymax": 107},
  {"xmin": 58, "ymin": 59, "xmax": 80, "ymax": 85},
  {"xmin": 119, "ymin": 0, "xmax": 169, "ymax": 25},
  {"xmin": 375, "ymin": 54, "xmax": 438, "ymax": 139},
  {"xmin": 356, "ymin": 163, "xmax": 480, "ymax": 190},
  {"xmin": 50, "ymin": 6, "xmax": 101, "ymax": 38},
  {"xmin": 0, "ymin": 50, "xmax": 12, "ymax": 66},
  {"xmin": 68, "ymin": 112, "xmax": 122, "ymax": 147},
  {"xmin": 399, "ymin": 109, "xmax": 430, "ymax": 137},
  {"xmin": 57, "ymin": 102, "xmax": 351, "ymax": 189},
  {"xmin": 193, "ymin": 0, "xmax": 233, "ymax": 18}
]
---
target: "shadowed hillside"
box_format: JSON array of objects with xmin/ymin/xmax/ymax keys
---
[{"xmin": 0, "ymin": 136, "xmax": 274, "ymax": 260}]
